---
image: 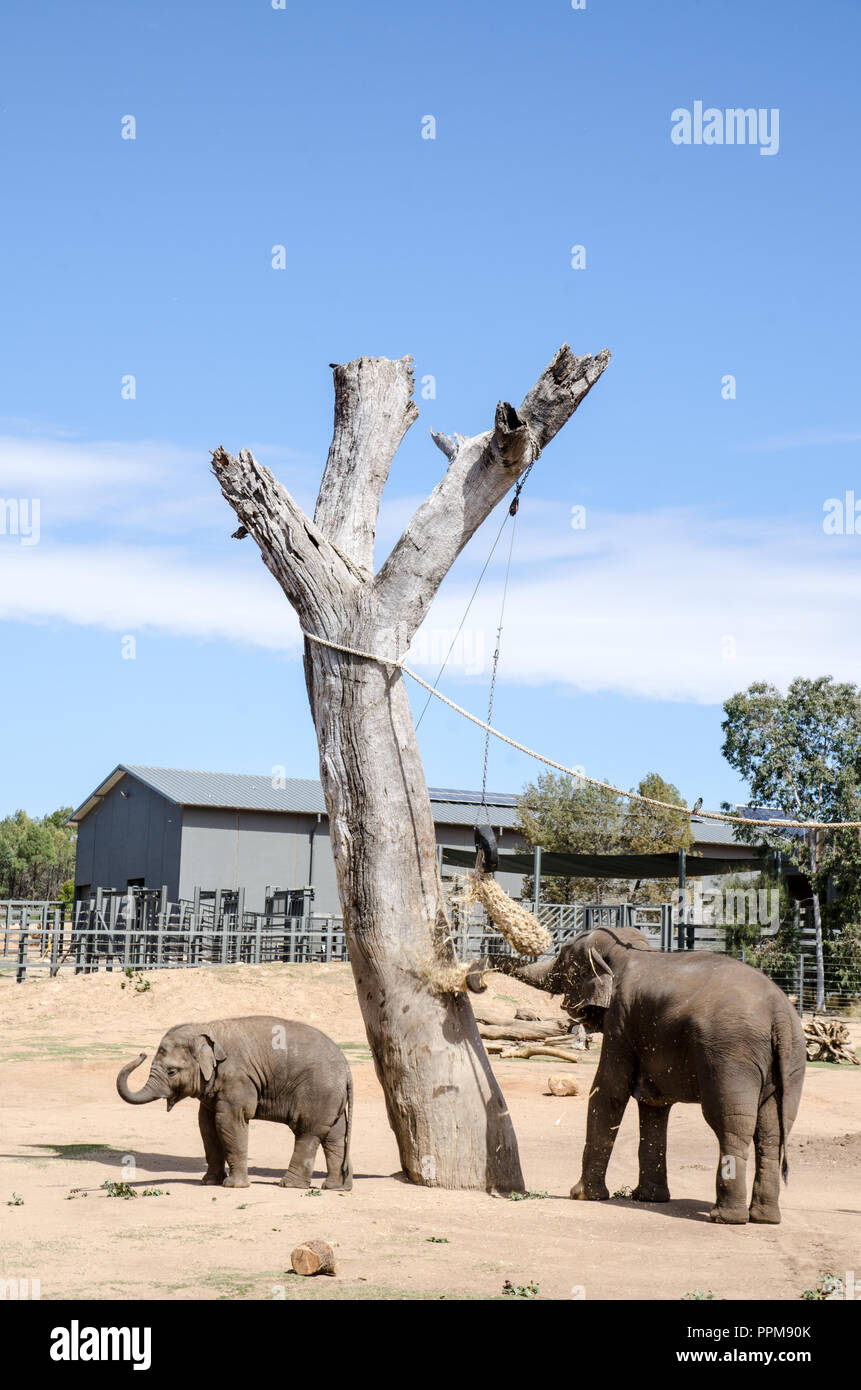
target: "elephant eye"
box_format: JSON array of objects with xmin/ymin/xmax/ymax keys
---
[{"xmin": 166, "ymin": 1068, "xmax": 178, "ymax": 1077}]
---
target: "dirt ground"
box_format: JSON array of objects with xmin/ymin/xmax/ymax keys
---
[{"xmin": 1, "ymin": 962, "xmax": 859, "ymax": 1302}]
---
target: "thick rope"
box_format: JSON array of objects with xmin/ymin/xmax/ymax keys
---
[{"xmin": 300, "ymin": 631, "xmax": 861, "ymax": 832}]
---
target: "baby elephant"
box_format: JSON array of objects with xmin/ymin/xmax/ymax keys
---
[{"xmin": 116, "ymin": 1015, "xmax": 352, "ymax": 1190}]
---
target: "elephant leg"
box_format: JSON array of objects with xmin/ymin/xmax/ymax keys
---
[
  {"xmin": 198, "ymin": 1104, "xmax": 227, "ymax": 1185},
  {"xmin": 702, "ymin": 1093, "xmax": 757, "ymax": 1224},
  {"xmin": 633, "ymin": 1101, "xmax": 671, "ymax": 1202},
  {"xmin": 279, "ymin": 1131, "xmax": 319, "ymax": 1188},
  {"xmin": 570, "ymin": 1042, "xmax": 634, "ymax": 1201},
  {"xmin": 749, "ymin": 1092, "xmax": 782, "ymax": 1225},
  {"xmin": 321, "ymin": 1110, "xmax": 352, "ymax": 1191},
  {"xmin": 214, "ymin": 1104, "xmax": 251, "ymax": 1188}
]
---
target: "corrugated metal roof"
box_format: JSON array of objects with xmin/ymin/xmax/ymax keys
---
[
  {"xmin": 69, "ymin": 765, "xmax": 520, "ymax": 827},
  {"xmin": 127, "ymin": 766, "xmax": 329, "ymax": 814},
  {"xmin": 69, "ymin": 765, "xmax": 747, "ymax": 845},
  {"xmin": 689, "ymin": 816, "xmax": 750, "ymax": 848}
]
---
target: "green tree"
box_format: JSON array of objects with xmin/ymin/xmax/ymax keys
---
[
  {"xmin": 621, "ymin": 772, "xmax": 693, "ymax": 904},
  {"xmin": 516, "ymin": 771, "xmax": 691, "ymax": 905},
  {"xmin": 0, "ymin": 808, "xmax": 76, "ymax": 901},
  {"xmin": 721, "ymin": 676, "xmax": 861, "ymax": 1010}
]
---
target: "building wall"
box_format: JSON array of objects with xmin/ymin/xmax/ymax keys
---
[
  {"xmin": 73, "ymin": 777, "xmax": 182, "ymax": 897},
  {"xmin": 178, "ymin": 808, "xmax": 340, "ymax": 915},
  {"xmin": 75, "ymin": 783, "xmax": 525, "ymax": 914}
]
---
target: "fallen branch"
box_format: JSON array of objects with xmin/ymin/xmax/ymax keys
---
[
  {"xmin": 804, "ymin": 1017, "xmax": 859, "ymax": 1064},
  {"xmin": 498, "ymin": 1045, "xmax": 582, "ymax": 1063},
  {"xmin": 478, "ymin": 1021, "xmax": 571, "ymax": 1043}
]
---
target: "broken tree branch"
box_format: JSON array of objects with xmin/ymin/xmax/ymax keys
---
[
  {"xmin": 211, "ymin": 446, "xmax": 362, "ymax": 626},
  {"xmin": 315, "ymin": 356, "xmax": 419, "ymax": 573},
  {"xmin": 374, "ymin": 344, "xmax": 610, "ymax": 636}
]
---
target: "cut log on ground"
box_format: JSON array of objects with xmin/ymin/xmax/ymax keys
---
[
  {"xmin": 291, "ymin": 1239, "xmax": 338, "ymax": 1277},
  {"xmin": 804, "ymin": 1017, "xmax": 859, "ymax": 1064},
  {"xmin": 477, "ymin": 1021, "xmax": 573, "ymax": 1043},
  {"xmin": 546, "ymin": 1075, "xmax": 580, "ymax": 1096}
]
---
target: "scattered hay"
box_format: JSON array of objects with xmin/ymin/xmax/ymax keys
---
[{"xmin": 420, "ymin": 959, "xmax": 472, "ymax": 996}]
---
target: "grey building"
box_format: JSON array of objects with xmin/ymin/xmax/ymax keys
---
[{"xmin": 69, "ymin": 765, "xmax": 524, "ymax": 914}]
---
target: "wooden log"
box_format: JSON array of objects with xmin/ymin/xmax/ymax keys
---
[
  {"xmin": 291, "ymin": 1239, "xmax": 337, "ymax": 1277},
  {"xmin": 498, "ymin": 1045, "xmax": 581, "ymax": 1063},
  {"xmin": 478, "ymin": 1021, "xmax": 571, "ymax": 1042},
  {"xmin": 803, "ymin": 1017, "xmax": 859, "ymax": 1064},
  {"xmin": 546, "ymin": 1075, "xmax": 580, "ymax": 1096}
]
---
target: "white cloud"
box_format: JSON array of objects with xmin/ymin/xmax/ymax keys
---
[
  {"xmin": 0, "ymin": 433, "xmax": 320, "ymax": 535},
  {"xmin": 0, "ymin": 543, "xmax": 301, "ymax": 650},
  {"xmin": 3, "ymin": 422, "xmax": 861, "ymax": 708},
  {"xmin": 408, "ymin": 508, "xmax": 861, "ymax": 704}
]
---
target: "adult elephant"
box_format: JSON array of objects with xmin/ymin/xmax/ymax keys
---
[{"xmin": 468, "ymin": 927, "xmax": 806, "ymax": 1224}]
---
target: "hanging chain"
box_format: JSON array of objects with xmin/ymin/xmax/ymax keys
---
[{"xmin": 479, "ymin": 467, "xmax": 532, "ymax": 818}]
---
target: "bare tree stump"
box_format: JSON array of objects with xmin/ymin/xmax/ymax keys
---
[
  {"xmin": 291, "ymin": 1240, "xmax": 337, "ymax": 1277},
  {"xmin": 546, "ymin": 1075, "xmax": 580, "ymax": 1096},
  {"xmin": 211, "ymin": 344, "xmax": 610, "ymax": 1191},
  {"xmin": 804, "ymin": 1017, "xmax": 859, "ymax": 1064}
]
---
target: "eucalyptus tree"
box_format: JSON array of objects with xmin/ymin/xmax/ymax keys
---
[{"xmin": 722, "ymin": 677, "xmax": 861, "ymax": 1010}]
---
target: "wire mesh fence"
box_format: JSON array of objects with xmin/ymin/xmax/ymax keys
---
[{"xmin": 2, "ymin": 891, "xmax": 859, "ymax": 1016}]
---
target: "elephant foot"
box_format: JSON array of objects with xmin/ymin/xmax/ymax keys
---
[
  {"xmin": 223, "ymin": 1173, "xmax": 250, "ymax": 1189},
  {"xmin": 570, "ymin": 1179, "xmax": 609, "ymax": 1202},
  {"xmin": 278, "ymin": 1172, "xmax": 311, "ymax": 1189},
  {"xmin": 749, "ymin": 1202, "xmax": 781, "ymax": 1225},
  {"xmin": 322, "ymin": 1177, "xmax": 353, "ymax": 1192},
  {"xmin": 709, "ymin": 1204, "xmax": 749, "ymax": 1224},
  {"xmin": 632, "ymin": 1183, "xmax": 670, "ymax": 1203},
  {"xmin": 201, "ymin": 1170, "xmax": 226, "ymax": 1186}
]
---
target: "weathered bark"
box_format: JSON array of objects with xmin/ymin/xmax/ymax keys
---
[
  {"xmin": 211, "ymin": 343, "xmax": 609, "ymax": 1191},
  {"xmin": 477, "ymin": 1022, "xmax": 569, "ymax": 1042},
  {"xmin": 291, "ymin": 1240, "xmax": 337, "ymax": 1276}
]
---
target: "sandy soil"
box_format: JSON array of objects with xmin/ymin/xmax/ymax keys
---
[{"xmin": 1, "ymin": 963, "xmax": 859, "ymax": 1301}]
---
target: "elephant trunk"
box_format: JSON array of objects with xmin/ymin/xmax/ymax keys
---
[
  {"xmin": 116, "ymin": 1053, "xmax": 166, "ymax": 1104},
  {"xmin": 466, "ymin": 953, "xmax": 558, "ymax": 993},
  {"xmin": 510, "ymin": 956, "xmax": 558, "ymax": 991}
]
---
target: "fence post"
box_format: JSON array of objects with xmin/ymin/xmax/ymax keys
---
[
  {"xmin": 797, "ymin": 953, "xmax": 804, "ymax": 1018},
  {"xmin": 16, "ymin": 918, "xmax": 27, "ymax": 983},
  {"xmin": 155, "ymin": 903, "xmax": 165, "ymax": 972},
  {"xmin": 254, "ymin": 906, "xmax": 262, "ymax": 965},
  {"xmin": 50, "ymin": 909, "xmax": 60, "ymax": 978}
]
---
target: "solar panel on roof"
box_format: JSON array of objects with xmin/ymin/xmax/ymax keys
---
[{"xmin": 427, "ymin": 788, "xmax": 518, "ymax": 806}]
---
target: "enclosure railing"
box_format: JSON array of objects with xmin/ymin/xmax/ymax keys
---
[{"xmin": 2, "ymin": 893, "xmax": 859, "ymax": 1015}]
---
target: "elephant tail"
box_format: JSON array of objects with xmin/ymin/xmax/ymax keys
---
[
  {"xmin": 773, "ymin": 1011, "xmax": 795, "ymax": 1185},
  {"xmin": 341, "ymin": 1068, "xmax": 353, "ymax": 1186}
]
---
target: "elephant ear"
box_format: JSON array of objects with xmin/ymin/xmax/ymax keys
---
[
  {"xmin": 578, "ymin": 947, "xmax": 615, "ymax": 1010},
  {"xmin": 194, "ymin": 1033, "xmax": 228, "ymax": 1083}
]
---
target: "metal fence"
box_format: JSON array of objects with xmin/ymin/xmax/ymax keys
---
[
  {"xmin": 0, "ymin": 890, "xmax": 346, "ymax": 982},
  {"xmin": 2, "ymin": 891, "xmax": 859, "ymax": 1015}
]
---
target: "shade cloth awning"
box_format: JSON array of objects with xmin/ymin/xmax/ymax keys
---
[{"xmin": 441, "ymin": 848, "xmax": 769, "ymax": 879}]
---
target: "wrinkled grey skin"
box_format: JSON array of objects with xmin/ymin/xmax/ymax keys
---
[
  {"xmin": 469, "ymin": 927, "xmax": 806, "ymax": 1224},
  {"xmin": 117, "ymin": 1015, "xmax": 352, "ymax": 1191}
]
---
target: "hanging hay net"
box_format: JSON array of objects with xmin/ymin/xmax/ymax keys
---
[{"xmin": 452, "ymin": 869, "xmax": 553, "ymax": 958}]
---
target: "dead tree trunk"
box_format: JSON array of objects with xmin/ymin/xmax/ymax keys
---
[{"xmin": 211, "ymin": 344, "xmax": 609, "ymax": 1190}]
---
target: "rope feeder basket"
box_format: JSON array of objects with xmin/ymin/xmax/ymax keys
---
[
  {"xmin": 453, "ymin": 822, "xmax": 552, "ymax": 959},
  {"xmin": 452, "ymin": 870, "xmax": 552, "ymax": 958}
]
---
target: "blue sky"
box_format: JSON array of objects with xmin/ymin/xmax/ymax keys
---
[{"xmin": 2, "ymin": 0, "xmax": 860, "ymax": 819}]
